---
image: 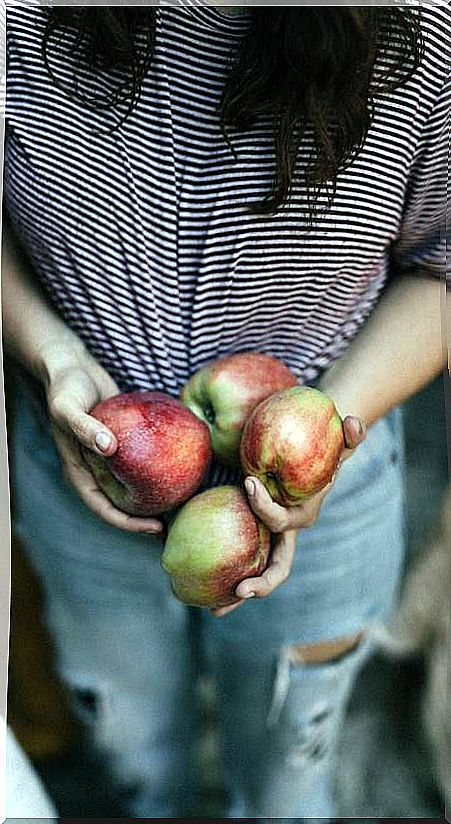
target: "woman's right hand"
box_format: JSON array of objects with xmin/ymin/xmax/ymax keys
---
[{"xmin": 40, "ymin": 342, "xmax": 164, "ymax": 535}]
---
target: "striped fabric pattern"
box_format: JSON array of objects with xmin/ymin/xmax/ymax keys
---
[{"xmin": 3, "ymin": 5, "xmax": 450, "ymax": 480}]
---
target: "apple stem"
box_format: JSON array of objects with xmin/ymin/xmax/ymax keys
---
[{"xmin": 203, "ymin": 402, "xmax": 216, "ymax": 424}]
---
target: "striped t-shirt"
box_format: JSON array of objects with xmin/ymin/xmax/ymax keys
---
[{"xmin": 4, "ymin": 5, "xmax": 450, "ymax": 394}]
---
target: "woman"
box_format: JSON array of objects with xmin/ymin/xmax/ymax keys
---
[{"xmin": 3, "ymin": 3, "xmax": 449, "ymax": 818}]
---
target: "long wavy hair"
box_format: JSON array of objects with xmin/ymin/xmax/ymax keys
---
[{"xmin": 42, "ymin": 6, "xmax": 423, "ymax": 217}]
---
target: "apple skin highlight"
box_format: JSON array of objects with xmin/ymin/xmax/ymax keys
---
[
  {"xmin": 83, "ymin": 390, "xmax": 212, "ymax": 517},
  {"xmin": 240, "ymin": 386, "xmax": 344, "ymax": 506}
]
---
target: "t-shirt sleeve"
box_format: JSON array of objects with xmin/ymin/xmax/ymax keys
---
[{"xmin": 390, "ymin": 68, "xmax": 449, "ymax": 280}]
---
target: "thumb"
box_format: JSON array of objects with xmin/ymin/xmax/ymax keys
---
[
  {"xmin": 49, "ymin": 395, "xmax": 118, "ymax": 456},
  {"xmin": 244, "ymin": 477, "xmax": 288, "ymax": 533},
  {"xmin": 342, "ymin": 415, "xmax": 366, "ymax": 451}
]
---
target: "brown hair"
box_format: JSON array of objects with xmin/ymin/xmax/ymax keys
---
[{"xmin": 42, "ymin": 7, "xmax": 423, "ymax": 218}]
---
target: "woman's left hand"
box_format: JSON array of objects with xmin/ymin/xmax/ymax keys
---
[{"xmin": 211, "ymin": 415, "xmax": 366, "ymax": 618}]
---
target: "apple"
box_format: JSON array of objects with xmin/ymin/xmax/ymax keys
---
[
  {"xmin": 161, "ymin": 486, "xmax": 270, "ymax": 608},
  {"xmin": 83, "ymin": 391, "xmax": 212, "ymax": 517},
  {"xmin": 240, "ymin": 386, "xmax": 344, "ymax": 506},
  {"xmin": 181, "ymin": 352, "xmax": 298, "ymax": 466}
]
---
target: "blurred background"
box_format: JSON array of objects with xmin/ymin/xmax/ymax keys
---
[{"xmin": 5, "ymin": 361, "xmax": 450, "ymax": 818}]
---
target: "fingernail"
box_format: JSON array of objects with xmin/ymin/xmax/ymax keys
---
[
  {"xmin": 243, "ymin": 591, "xmax": 255, "ymax": 599},
  {"xmin": 245, "ymin": 478, "xmax": 255, "ymax": 497},
  {"xmin": 95, "ymin": 431, "xmax": 112, "ymax": 452}
]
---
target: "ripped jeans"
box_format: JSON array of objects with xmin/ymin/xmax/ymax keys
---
[{"xmin": 11, "ymin": 385, "xmax": 406, "ymax": 818}]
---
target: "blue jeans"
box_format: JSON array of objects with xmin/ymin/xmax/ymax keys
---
[{"xmin": 11, "ymin": 385, "xmax": 406, "ymax": 818}]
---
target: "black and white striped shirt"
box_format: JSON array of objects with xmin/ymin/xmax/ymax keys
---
[{"xmin": 4, "ymin": 4, "xmax": 450, "ymax": 399}]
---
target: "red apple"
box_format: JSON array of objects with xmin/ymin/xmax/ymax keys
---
[
  {"xmin": 161, "ymin": 486, "xmax": 270, "ymax": 608},
  {"xmin": 83, "ymin": 391, "xmax": 212, "ymax": 517},
  {"xmin": 181, "ymin": 352, "xmax": 298, "ymax": 467},
  {"xmin": 240, "ymin": 386, "xmax": 344, "ymax": 506}
]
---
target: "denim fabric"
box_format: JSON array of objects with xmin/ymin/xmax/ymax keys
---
[{"xmin": 10, "ymin": 385, "xmax": 406, "ymax": 818}]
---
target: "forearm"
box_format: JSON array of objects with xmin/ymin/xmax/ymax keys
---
[
  {"xmin": 1, "ymin": 215, "xmax": 86, "ymax": 383},
  {"xmin": 318, "ymin": 274, "xmax": 445, "ymax": 426}
]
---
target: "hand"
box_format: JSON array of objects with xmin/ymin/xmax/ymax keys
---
[
  {"xmin": 212, "ymin": 415, "xmax": 366, "ymax": 617},
  {"xmin": 41, "ymin": 343, "xmax": 164, "ymax": 534}
]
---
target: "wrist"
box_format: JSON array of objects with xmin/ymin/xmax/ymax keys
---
[
  {"xmin": 317, "ymin": 364, "xmax": 369, "ymax": 428},
  {"xmin": 34, "ymin": 336, "xmax": 89, "ymax": 388}
]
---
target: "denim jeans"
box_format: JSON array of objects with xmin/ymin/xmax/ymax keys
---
[{"xmin": 11, "ymin": 384, "xmax": 406, "ymax": 818}]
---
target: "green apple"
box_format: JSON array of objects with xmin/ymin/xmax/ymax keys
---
[{"xmin": 161, "ymin": 486, "xmax": 270, "ymax": 608}]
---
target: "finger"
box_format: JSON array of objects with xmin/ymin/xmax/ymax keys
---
[
  {"xmin": 210, "ymin": 600, "xmax": 244, "ymax": 618},
  {"xmin": 245, "ymin": 477, "xmax": 290, "ymax": 533},
  {"xmin": 342, "ymin": 415, "xmax": 366, "ymax": 451},
  {"xmin": 235, "ymin": 530, "xmax": 297, "ymax": 599},
  {"xmin": 53, "ymin": 429, "xmax": 163, "ymax": 534},
  {"xmin": 246, "ymin": 476, "xmax": 324, "ymax": 531},
  {"xmin": 93, "ymin": 368, "xmax": 121, "ymax": 401},
  {"xmin": 288, "ymin": 492, "xmax": 325, "ymax": 529},
  {"xmin": 50, "ymin": 394, "xmax": 117, "ymax": 457}
]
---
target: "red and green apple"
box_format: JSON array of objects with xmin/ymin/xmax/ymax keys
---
[
  {"xmin": 83, "ymin": 390, "xmax": 212, "ymax": 517},
  {"xmin": 161, "ymin": 485, "xmax": 270, "ymax": 608},
  {"xmin": 240, "ymin": 386, "xmax": 344, "ymax": 506}
]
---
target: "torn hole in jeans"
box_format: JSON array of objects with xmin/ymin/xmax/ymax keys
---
[
  {"xmin": 64, "ymin": 673, "xmax": 114, "ymax": 751},
  {"xmin": 287, "ymin": 632, "xmax": 363, "ymax": 666},
  {"xmin": 266, "ymin": 632, "xmax": 365, "ymax": 729},
  {"xmin": 285, "ymin": 732, "xmax": 331, "ymax": 768},
  {"xmin": 74, "ymin": 687, "xmax": 98, "ymax": 716}
]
